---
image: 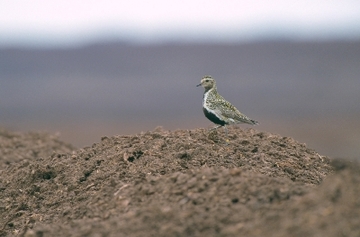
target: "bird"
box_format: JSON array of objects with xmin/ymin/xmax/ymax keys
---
[{"xmin": 196, "ymin": 75, "xmax": 258, "ymax": 139}]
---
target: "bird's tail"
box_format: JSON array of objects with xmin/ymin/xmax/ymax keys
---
[
  {"xmin": 249, "ymin": 119, "xmax": 259, "ymax": 125},
  {"xmin": 235, "ymin": 117, "xmax": 259, "ymax": 125}
]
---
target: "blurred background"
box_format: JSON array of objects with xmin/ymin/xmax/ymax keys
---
[{"xmin": 1, "ymin": 0, "xmax": 360, "ymax": 159}]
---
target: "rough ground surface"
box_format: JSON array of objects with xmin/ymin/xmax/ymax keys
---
[{"xmin": 0, "ymin": 126, "xmax": 358, "ymax": 237}]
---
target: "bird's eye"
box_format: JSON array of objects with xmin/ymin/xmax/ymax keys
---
[{"xmin": 205, "ymin": 80, "xmax": 209, "ymax": 82}]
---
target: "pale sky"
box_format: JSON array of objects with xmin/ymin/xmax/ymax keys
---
[{"xmin": 1, "ymin": 0, "xmax": 360, "ymax": 47}]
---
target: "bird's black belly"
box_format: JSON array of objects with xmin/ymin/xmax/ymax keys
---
[{"xmin": 203, "ymin": 107, "xmax": 226, "ymax": 126}]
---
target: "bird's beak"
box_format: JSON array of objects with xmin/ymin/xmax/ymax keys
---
[{"xmin": 196, "ymin": 83, "xmax": 202, "ymax": 87}]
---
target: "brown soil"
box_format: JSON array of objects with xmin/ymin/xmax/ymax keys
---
[{"xmin": 0, "ymin": 126, "xmax": 359, "ymax": 237}]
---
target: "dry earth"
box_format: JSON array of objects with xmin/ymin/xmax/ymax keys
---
[{"xmin": 0, "ymin": 126, "xmax": 359, "ymax": 237}]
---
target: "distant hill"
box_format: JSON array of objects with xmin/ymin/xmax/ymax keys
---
[{"xmin": 1, "ymin": 40, "xmax": 360, "ymax": 158}]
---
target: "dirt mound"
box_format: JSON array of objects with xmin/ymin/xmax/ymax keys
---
[
  {"xmin": 1, "ymin": 126, "xmax": 357, "ymax": 236},
  {"xmin": 0, "ymin": 128, "xmax": 75, "ymax": 169}
]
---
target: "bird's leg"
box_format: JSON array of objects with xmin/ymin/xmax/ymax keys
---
[
  {"xmin": 209, "ymin": 125, "xmax": 222, "ymax": 131},
  {"xmin": 223, "ymin": 125, "xmax": 230, "ymax": 144},
  {"xmin": 223, "ymin": 125, "xmax": 228, "ymax": 137}
]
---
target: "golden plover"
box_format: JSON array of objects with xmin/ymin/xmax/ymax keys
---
[{"xmin": 197, "ymin": 75, "xmax": 258, "ymax": 138}]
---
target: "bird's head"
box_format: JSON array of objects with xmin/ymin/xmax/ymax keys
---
[{"xmin": 196, "ymin": 75, "xmax": 216, "ymax": 90}]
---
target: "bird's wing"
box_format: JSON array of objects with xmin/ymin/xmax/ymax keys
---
[
  {"xmin": 219, "ymin": 100, "xmax": 257, "ymax": 125},
  {"xmin": 233, "ymin": 111, "xmax": 257, "ymax": 125}
]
